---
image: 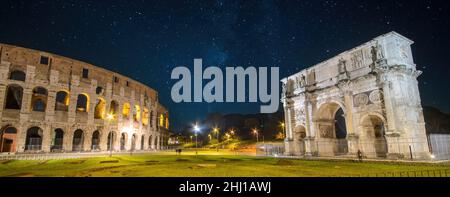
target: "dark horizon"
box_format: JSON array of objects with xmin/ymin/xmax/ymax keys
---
[{"xmin": 1, "ymin": 0, "xmax": 449, "ymax": 131}]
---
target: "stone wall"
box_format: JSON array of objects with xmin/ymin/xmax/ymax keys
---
[
  {"xmin": 281, "ymin": 32, "xmax": 431, "ymax": 160},
  {"xmin": 0, "ymin": 43, "xmax": 170, "ymax": 153}
]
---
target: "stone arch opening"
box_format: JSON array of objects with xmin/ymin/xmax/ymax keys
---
[
  {"xmin": 107, "ymin": 131, "xmax": 116, "ymax": 151},
  {"xmin": 91, "ymin": 130, "xmax": 100, "ymax": 151},
  {"xmin": 316, "ymin": 102, "xmax": 348, "ymax": 156},
  {"xmin": 51, "ymin": 128, "xmax": 64, "ymax": 151},
  {"xmin": 1, "ymin": 126, "xmax": 17, "ymax": 152},
  {"xmin": 131, "ymin": 134, "xmax": 137, "ymax": 151},
  {"xmin": 9, "ymin": 70, "xmax": 26, "ymax": 81},
  {"xmin": 120, "ymin": 133, "xmax": 127, "ymax": 151},
  {"xmin": 360, "ymin": 115, "xmax": 388, "ymax": 158},
  {"xmin": 25, "ymin": 127, "xmax": 43, "ymax": 151},
  {"xmin": 76, "ymin": 94, "xmax": 89, "ymax": 112},
  {"xmin": 4, "ymin": 85, "xmax": 23, "ymax": 110},
  {"xmin": 122, "ymin": 102, "xmax": 130, "ymax": 119},
  {"xmin": 148, "ymin": 135, "xmax": 153, "ymax": 149},
  {"xmin": 72, "ymin": 129, "xmax": 84, "ymax": 151},
  {"xmin": 140, "ymin": 135, "xmax": 145, "ymax": 150},
  {"xmin": 94, "ymin": 98, "xmax": 106, "ymax": 119},
  {"xmin": 133, "ymin": 105, "xmax": 141, "ymax": 123},
  {"xmin": 55, "ymin": 90, "xmax": 69, "ymax": 111},
  {"xmin": 142, "ymin": 107, "xmax": 149, "ymax": 126},
  {"xmin": 109, "ymin": 100, "xmax": 119, "ymax": 116},
  {"xmin": 31, "ymin": 87, "xmax": 48, "ymax": 112},
  {"xmin": 159, "ymin": 114, "xmax": 164, "ymax": 127}
]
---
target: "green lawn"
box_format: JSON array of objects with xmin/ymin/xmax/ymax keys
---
[{"xmin": 0, "ymin": 150, "xmax": 449, "ymax": 177}]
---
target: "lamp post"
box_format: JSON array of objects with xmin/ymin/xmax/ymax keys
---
[
  {"xmin": 194, "ymin": 124, "xmax": 200, "ymax": 148},
  {"xmin": 280, "ymin": 122, "xmax": 285, "ymax": 139},
  {"xmin": 253, "ymin": 128, "xmax": 259, "ymax": 142},
  {"xmin": 213, "ymin": 128, "xmax": 219, "ymax": 142}
]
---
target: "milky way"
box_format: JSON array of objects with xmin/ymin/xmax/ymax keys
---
[{"xmin": 1, "ymin": 0, "xmax": 449, "ymax": 131}]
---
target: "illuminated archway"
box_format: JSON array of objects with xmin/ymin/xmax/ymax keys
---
[
  {"xmin": 55, "ymin": 90, "xmax": 69, "ymax": 111},
  {"xmin": 133, "ymin": 105, "xmax": 141, "ymax": 122},
  {"xmin": 316, "ymin": 102, "xmax": 348, "ymax": 156},
  {"xmin": 109, "ymin": 100, "xmax": 119, "ymax": 116},
  {"xmin": 142, "ymin": 107, "xmax": 149, "ymax": 125},
  {"xmin": 360, "ymin": 114, "xmax": 388, "ymax": 157},
  {"xmin": 31, "ymin": 87, "xmax": 48, "ymax": 112},
  {"xmin": 94, "ymin": 98, "xmax": 106, "ymax": 119},
  {"xmin": 1, "ymin": 127, "xmax": 17, "ymax": 152},
  {"xmin": 76, "ymin": 94, "xmax": 89, "ymax": 112},
  {"xmin": 122, "ymin": 102, "xmax": 130, "ymax": 119}
]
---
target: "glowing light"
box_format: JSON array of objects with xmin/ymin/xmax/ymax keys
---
[
  {"xmin": 106, "ymin": 113, "xmax": 114, "ymax": 120},
  {"xmin": 430, "ymin": 154, "xmax": 436, "ymax": 159},
  {"xmin": 121, "ymin": 126, "xmax": 133, "ymax": 133}
]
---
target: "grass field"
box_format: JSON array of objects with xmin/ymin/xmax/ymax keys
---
[{"xmin": 1, "ymin": 150, "xmax": 449, "ymax": 177}]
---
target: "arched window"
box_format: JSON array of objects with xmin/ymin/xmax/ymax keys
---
[
  {"xmin": 55, "ymin": 91, "xmax": 69, "ymax": 111},
  {"xmin": 107, "ymin": 132, "xmax": 115, "ymax": 151},
  {"xmin": 140, "ymin": 135, "xmax": 145, "ymax": 150},
  {"xmin": 1, "ymin": 127, "xmax": 17, "ymax": 153},
  {"xmin": 165, "ymin": 116, "xmax": 169, "ymax": 129},
  {"xmin": 122, "ymin": 102, "xmax": 130, "ymax": 119},
  {"xmin": 72, "ymin": 129, "xmax": 84, "ymax": 151},
  {"xmin": 91, "ymin": 130, "xmax": 100, "ymax": 150},
  {"xmin": 120, "ymin": 133, "xmax": 127, "ymax": 151},
  {"xmin": 4, "ymin": 85, "xmax": 23, "ymax": 110},
  {"xmin": 150, "ymin": 111, "xmax": 154, "ymax": 127},
  {"xmin": 94, "ymin": 98, "xmax": 106, "ymax": 119},
  {"xmin": 133, "ymin": 105, "xmax": 141, "ymax": 122},
  {"xmin": 4, "ymin": 127, "xmax": 17, "ymax": 134},
  {"xmin": 148, "ymin": 135, "xmax": 153, "ymax": 149},
  {"xmin": 51, "ymin": 129, "xmax": 64, "ymax": 151},
  {"xmin": 109, "ymin": 100, "xmax": 118, "ymax": 116},
  {"xmin": 76, "ymin": 94, "xmax": 89, "ymax": 112},
  {"xmin": 159, "ymin": 114, "xmax": 164, "ymax": 127},
  {"xmin": 142, "ymin": 108, "xmax": 149, "ymax": 126},
  {"xmin": 31, "ymin": 87, "xmax": 48, "ymax": 112},
  {"xmin": 9, "ymin": 70, "xmax": 26, "ymax": 81},
  {"xmin": 25, "ymin": 127, "xmax": 43, "ymax": 151},
  {"xmin": 131, "ymin": 134, "xmax": 137, "ymax": 151}
]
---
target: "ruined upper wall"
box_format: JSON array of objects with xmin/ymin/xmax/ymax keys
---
[
  {"xmin": 281, "ymin": 31, "xmax": 416, "ymax": 90},
  {"xmin": 0, "ymin": 43, "xmax": 158, "ymax": 102}
]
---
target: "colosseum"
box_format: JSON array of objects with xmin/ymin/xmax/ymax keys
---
[{"xmin": 0, "ymin": 43, "xmax": 171, "ymax": 154}]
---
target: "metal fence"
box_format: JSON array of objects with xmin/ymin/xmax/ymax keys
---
[
  {"xmin": 429, "ymin": 134, "xmax": 450, "ymax": 160},
  {"xmin": 358, "ymin": 168, "xmax": 450, "ymax": 177},
  {"xmin": 256, "ymin": 143, "xmax": 285, "ymax": 156}
]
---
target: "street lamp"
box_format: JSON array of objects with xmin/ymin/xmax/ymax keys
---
[
  {"xmin": 253, "ymin": 128, "xmax": 259, "ymax": 142},
  {"xmin": 213, "ymin": 127, "xmax": 219, "ymax": 152},
  {"xmin": 194, "ymin": 124, "xmax": 200, "ymax": 148}
]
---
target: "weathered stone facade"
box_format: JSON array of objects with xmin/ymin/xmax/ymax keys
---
[
  {"xmin": 0, "ymin": 43, "xmax": 170, "ymax": 153},
  {"xmin": 281, "ymin": 32, "xmax": 431, "ymax": 160}
]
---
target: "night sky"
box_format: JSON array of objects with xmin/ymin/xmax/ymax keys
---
[{"xmin": 1, "ymin": 0, "xmax": 449, "ymax": 131}]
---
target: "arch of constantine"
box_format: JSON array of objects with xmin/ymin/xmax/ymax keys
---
[
  {"xmin": 281, "ymin": 32, "xmax": 431, "ymax": 160},
  {"xmin": 0, "ymin": 43, "xmax": 170, "ymax": 153}
]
